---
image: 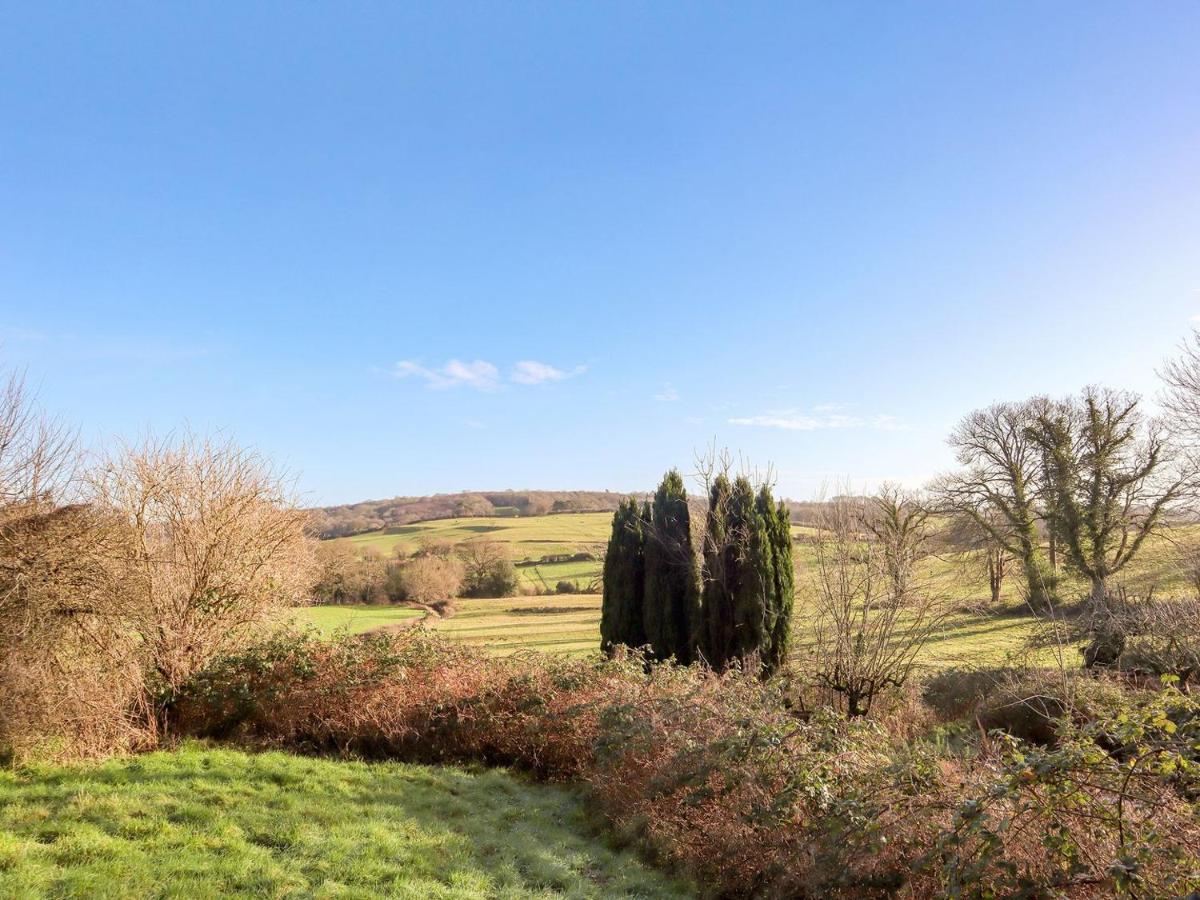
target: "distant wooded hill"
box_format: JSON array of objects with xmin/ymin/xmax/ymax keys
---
[
  {"xmin": 309, "ymin": 488, "xmax": 841, "ymax": 539},
  {"xmin": 308, "ymin": 491, "xmax": 644, "ymax": 538}
]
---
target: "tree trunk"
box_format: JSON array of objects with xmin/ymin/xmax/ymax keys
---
[
  {"xmin": 988, "ymin": 551, "xmax": 1004, "ymax": 604},
  {"xmin": 1021, "ymin": 553, "xmax": 1051, "ymax": 610}
]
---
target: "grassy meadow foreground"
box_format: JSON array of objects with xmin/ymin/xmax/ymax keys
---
[{"xmin": 0, "ymin": 744, "xmax": 689, "ymax": 899}]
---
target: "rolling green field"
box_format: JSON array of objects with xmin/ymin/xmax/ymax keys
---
[
  {"xmin": 335, "ymin": 513, "xmax": 612, "ymax": 591},
  {"xmin": 0, "ymin": 744, "xmax": 691, "ymax": 899},
  {"xmin": 317, "ymin": 512, "xmax": 1196, "ymax": 667},
  {"xmin": 296, "ymin": 593, "xmax": 1047, "ymax": 667}
]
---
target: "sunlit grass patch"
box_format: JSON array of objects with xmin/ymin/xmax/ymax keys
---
[
  {"xmin": 0, "ymin": 744, "xmax": 691, "ymax": 899},
  {"xmin": 291, "ymin": 603, "xmax": 424, "ymax": 636}
]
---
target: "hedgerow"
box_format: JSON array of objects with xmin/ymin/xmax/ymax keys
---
[{"xmin": 172, "ymin": 630, "xmax": 1200, "ymax": 898}]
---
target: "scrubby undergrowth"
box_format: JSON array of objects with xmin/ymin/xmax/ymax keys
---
[
  {"xmin": 171, "ymin": 629, "xmax": 1200, "ymax": 898},
  {"xmin": 0, "ymin": 743, "xmax": 689, "ymax": 899}
]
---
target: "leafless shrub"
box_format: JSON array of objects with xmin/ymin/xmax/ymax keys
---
[
  {"xmin": 806, "ymin": 491, "xmax": 951, "ymax": 716},
  {"xmin": 0, "ymin": 372, "xmax": 147, "ymax": 759},
  {"xmin": 86, "ymin": 433, "xmax": 317, "ymax": 701}
]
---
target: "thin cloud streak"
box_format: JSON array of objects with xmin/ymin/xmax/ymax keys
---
[
  {"xmin": 511, "ymin": 360, "xmax": 586, "ymax": 385},
  {"xmin": 393, "ymin": 358, "xmax": 585, "ymax": 391},
  {"xmin": 394, "ymin": 359, "xmax": 502, "ymax": 390},
  {"xmin": 729, "ymin": 409, "xmax": 909, "ymax": 432}
]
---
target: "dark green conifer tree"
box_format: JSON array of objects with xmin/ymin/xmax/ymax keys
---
[
  {"xmin": 698, "ymin": 476, "xmax": 794, "ymax": 674},
  {"xmin": 599, "ymin": 498, "xmax": 647, "ymax": 654},
  {"xmin": 642, "ymin": 470, "xmax": 699, "ymax": 663},
  {"xmin": 759, "ymin": 485, "xmax": 795, "ymax": 673}
]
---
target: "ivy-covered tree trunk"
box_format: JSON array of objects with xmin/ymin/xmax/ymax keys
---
[
  {"xmin": 599, "ymin": 498, "xmax": 647, "ymax": 654},
  {"xmin": 642, "ymin": 470, "xmax": 699, "ymax": 664}
]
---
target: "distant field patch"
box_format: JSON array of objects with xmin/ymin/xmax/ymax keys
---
[
  {"xmin": 292, "ymin": 604, "xmax": 424, "ymax": 636},
  {"xmin": 334, "ymin": 512, "xmax": 610, "ymax": 590}
]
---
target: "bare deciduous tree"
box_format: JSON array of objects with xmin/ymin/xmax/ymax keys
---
[
  {"xmin": 1160, "ymin": 328, "xmax": 1200, "ymax": 446},
  {"xmin": 0, "ymin": 371, "xmax": 143, "ymax": 759},
  {"xmin": 940, "ymin": 509, "xmax": 1013, "ymax": 605},
  {"xmin": 87, "ymin": 433, "xmax": 317, "ymax": 700},
  {"xmin": 457, "ymin": 540, "xmax": 518, "ymax": 598},
  {"xmin": 935, "ymin": 400, "xmax": 1057, "ymax": 607},
  {"xmin": 861, "ymin": 483, "xmax": 932, "ymax": 606},
  {"xmin": 400, "ymin": 553, "xmax": 463, "ymax": 605},
  {"xmin": 807, "ymin": 491, "xmax": 949, "ymax": 716}
]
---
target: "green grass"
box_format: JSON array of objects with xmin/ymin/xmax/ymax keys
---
[
  {"xmin": 292, "ymin": 604, "xmax": 424, "ymax": 636},
  {"xmin": 323, "ymin": 513, "xmax": 1198, "ymax": 668},
  {"xmin": 0, "ymin": 744, "xmax": 691, "ymax": 899},
  {"xmin": 335, "ymin": 513, "xmax": 609, "ymax": 590},
  {"xmin": 337, "ymin": 513, "xmax": 611, "ymax": 557},
  {"xmin": 429, "ymin": 596, "xmax": 605, "ymax": 657}
]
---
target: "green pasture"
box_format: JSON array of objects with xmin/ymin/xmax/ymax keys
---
[
  {"xmin": 334, "ymin": 512, "xmax": 610, "ymax": 590},
  {"xmin": 298, "ymin": 593, "xmax": 1052, "ymax": 668},
  {"xmin": 320, "ymin": 512, "xmax": 1197, "ymax": 668},
  {"xmin": 292, "ymin": 604, "xmax": 424, "ymax": 636},
  {"xmin": 336, "ymin": 512, "xmax": 611, "ymax": 557}
]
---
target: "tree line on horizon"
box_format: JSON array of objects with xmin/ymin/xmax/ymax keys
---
[{"xmin": 309, "ymin": 489, "xmax": 640, "ymax": 538}]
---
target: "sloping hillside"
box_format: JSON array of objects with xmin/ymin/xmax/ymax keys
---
[{"xmin": 310, "ymin": 490, "xmax": 638, "ymax": 538}]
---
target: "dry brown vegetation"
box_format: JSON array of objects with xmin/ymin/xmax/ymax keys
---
[
  {"xmin": 0, "ymin": 376, "xmax": 315, "ymax": 761},
  {"xmin": 173, "ymin": 628, "xmax": 1200, "ymax": 897},
  {"xmin": 806, "ymin": 490, "xmax": 951, "ymax": 716}
]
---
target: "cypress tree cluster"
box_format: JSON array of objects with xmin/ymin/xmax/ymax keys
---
[
  {"xmin": 697, "ymin": 475, "xmax": 794, "ymax": 675},
  {"xmin": 599, "ymin": 498, "xmax": 648, "ymax": 654},
  {"xmin": 642, "ymin": 470, "xmax": 699, "ymax": 663},
  {"xmin": 600, "ymin": 470, "xmax": 698, "ymax": 662},
  {"xmin": 600, "ymin": 467, "xmax": 792, "ymax": 675}
]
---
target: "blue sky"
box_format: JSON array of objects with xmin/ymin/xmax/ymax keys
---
[{"xmin": 2, "ymin": 3, "xmax": 1198, "ymax": 505}]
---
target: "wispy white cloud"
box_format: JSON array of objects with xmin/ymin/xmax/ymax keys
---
[
  {"xmin": 729, "ymin": 407, "xmax": 908, "ymax": 432},
  {"xmin": 654, "ymin": 383, "xmax": 679, "ymax": 402},
  {"xmin": 394, "ymin": 358, "xmax": 501, "ymax": 391},
  {"xmin": 393, "ymin": 358, "xmax": 585, "ymax": 390},
  {"xmin": 510, "ymin": 360, "xmax": 585, "ymax": 385}
]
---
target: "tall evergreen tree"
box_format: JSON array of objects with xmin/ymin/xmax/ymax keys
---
[
  {"xmin": 599, "ymin": 498, "xmax": 647, "ymax": 654},
  {"xmin": 698, "ymin": 473, "xmax": 739, "ymax": 668},
  {"xmin": 698, "ymin": 475, "xmax": 793, "ymax": 674},
  {"xmin": 760, "ymin": 485, "xmax": 795, "ymax": 673},
  {"xmin": 642, "ymin": 470, "xmax": 698, "ymax": 663}
]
